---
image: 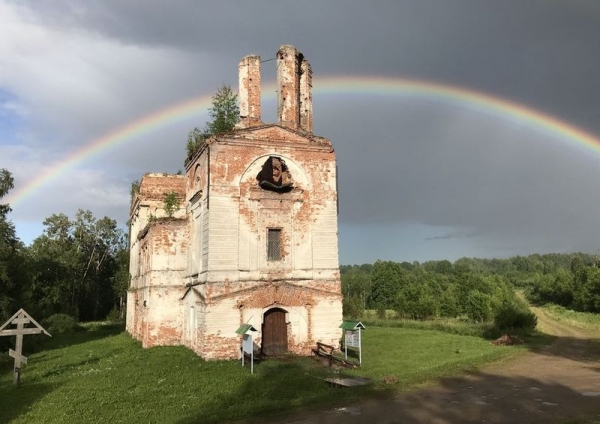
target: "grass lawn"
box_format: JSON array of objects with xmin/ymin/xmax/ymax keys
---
[
  {"xmin": 344, "ymin": 326, "xmax": 525, "ymax": 387},
  {"xmin": 0, "ymin": 324, "xmax": 526, "ymax": 423}
]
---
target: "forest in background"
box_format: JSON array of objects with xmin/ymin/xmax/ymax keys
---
[
  {"xmin": 0, "ymin": 170, "xmax": 129, "ymax": 339},
  {"xmin": 341, "ymin": 253, "xmax": 600, "ymax": 329}
]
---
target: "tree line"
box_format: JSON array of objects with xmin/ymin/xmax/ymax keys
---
[
  {"xmin": 0, "ymin": 169, "xmax": 128, "ymax": 332},
  {"xmin": 342, "ymin": 253, "xmax": 599, "ymax": 327},
  {"xmin": 523, "ymin": 256, "xmax": 600, "ymax": 313}
]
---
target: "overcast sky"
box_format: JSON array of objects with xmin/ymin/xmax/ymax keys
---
[{"xmin": 2, "ymin": 0, "xmax": 600, "ymax": 264}]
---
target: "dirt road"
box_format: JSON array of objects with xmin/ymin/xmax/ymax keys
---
[{"xmin": 278, "ymin": 308, "xmax": 600, "ymax": 424}]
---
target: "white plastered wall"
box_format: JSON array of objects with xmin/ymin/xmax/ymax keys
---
[
  {"xmin": 237, "ymin": 154, "xmax": 312, "ymax": 277},
  {"xmin": 310, "ymin": 297, "xmax": 343, "ymax": 348}
]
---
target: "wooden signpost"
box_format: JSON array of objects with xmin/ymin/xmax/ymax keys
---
[{"xmin": 0, "ymin": 309, "xmax": 51, "ymax": 385}]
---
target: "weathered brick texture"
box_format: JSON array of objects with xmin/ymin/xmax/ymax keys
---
[
  {"xmin": 127, "ymin": 45, "xmax": 342, "ymax": 360},
  {"xmin": 276, "ymin": 45, "xmax": 299, "ymax": 130},
  {"xmin": 238, "ymin": 55, "xmax": 261, "ymax": 128},
  {"xmin": 299, "ymin": 58, "xmax": 313, "ymax": 133}
]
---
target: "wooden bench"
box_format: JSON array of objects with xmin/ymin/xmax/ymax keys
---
[
  {"xmin": 312, "ymin": 342, "xmax": 359, "ymax": 369},
  {"xmin": 313, "ymin": 342, "xmax": 335, "ymax": 356}
]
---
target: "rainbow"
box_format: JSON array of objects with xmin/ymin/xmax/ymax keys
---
[
  {"xmin": 6, "ymin": 94, "xmax": 215, "ymax": 207},
  {"xmin": 7, "ymin": 76, "xmax": 600, "ymax": 207}
]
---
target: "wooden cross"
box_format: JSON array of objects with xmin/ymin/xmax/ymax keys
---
[{"xmin": 0, "ymin": 309, "xmax": 51, "ymax": 385}]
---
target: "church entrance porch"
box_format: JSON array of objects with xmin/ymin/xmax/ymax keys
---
[{"xmin": 261, "ymin": 308, "xmax": 288, "ymax": 356}]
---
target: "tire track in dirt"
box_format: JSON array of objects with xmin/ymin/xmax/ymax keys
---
[{"xmin": 275, "ymin": 308, "xmax": 600, "ymax": 424}]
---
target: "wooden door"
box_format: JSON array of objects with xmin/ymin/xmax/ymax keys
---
[{"xmin": 262, "ymin": 308, "xmax": 288, "ymax": 356}]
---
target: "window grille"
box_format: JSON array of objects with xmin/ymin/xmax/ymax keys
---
[{"xmin": 267, "ymin": 229, "xmax": 282, "ymax": 261}]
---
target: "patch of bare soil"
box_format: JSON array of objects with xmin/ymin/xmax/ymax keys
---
[
  {"xmin": 272, "ymin": 307, "xmax": 600, "ymax": 424},
  {"xmin": 491, "ymin": 334, "xmax": 524, "ymax": 346}
]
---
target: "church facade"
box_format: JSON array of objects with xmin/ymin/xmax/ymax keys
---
[{"xmin": 126, "ymin": 45, "xmax": 343, "ymax": 359}]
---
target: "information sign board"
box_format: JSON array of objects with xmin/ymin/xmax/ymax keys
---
[
  {"xmin": 236, "ymin": 324, "xmax": 257, "ymax": 374},
  {"xmin": 339, "ymin": 321, "xmax": 366, "ymax": 365},
  {"xmin": 242, "ymin": 334, "xmax": 253, "ymax": 354},
  {"xmin": 345, "ymin": 330, "xmax": 360, "ymax": 347}
]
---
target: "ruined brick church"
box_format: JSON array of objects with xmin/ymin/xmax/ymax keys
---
[{"xmin": 126, "ymin": 45, "xmax": 343, "ymax": 359}]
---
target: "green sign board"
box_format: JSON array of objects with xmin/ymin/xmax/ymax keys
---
[{"xmin": 339, "ymin": 321, "xmax": 365, "ymax": 365}]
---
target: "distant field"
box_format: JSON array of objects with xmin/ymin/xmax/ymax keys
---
[
  {"xmin": 362, "ymin": 316, "xmax": 494, "ymax": 338},
  {"xmin": 361, "ymin": 309, "xmax": 493, "ymax": 333},
  {"xmin": 0, "ymin": 323, "xmax": 526, "ymax": 424}
]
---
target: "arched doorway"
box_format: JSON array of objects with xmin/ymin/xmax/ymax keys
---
[{"xmin": 261, "ymin": 308, "xmax": 288, "ymax": 356}]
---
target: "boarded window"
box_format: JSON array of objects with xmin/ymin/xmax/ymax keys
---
[{"xmin": 267, "ymin": 229, "xmax": 282, "ymax": 261}]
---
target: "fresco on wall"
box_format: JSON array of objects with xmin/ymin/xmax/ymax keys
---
[{"xmin": 256, "ymin": 156, "xmax": 294, "ymax": 193}]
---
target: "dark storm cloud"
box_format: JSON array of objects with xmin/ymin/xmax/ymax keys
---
[
  {"xmin": 424, "ymin": 230, "xmax": 482, "ymax": 241},
  {"xmin": 324, "ymin": 96, "xmax": 600, "ymax": 255},
  {"xmin": 5, "ymin": 0, "xmax": 600, "ymax": 260},
  {"xmin": 25, "ymin": 0, "xmax": 600, "ymax": 128}
]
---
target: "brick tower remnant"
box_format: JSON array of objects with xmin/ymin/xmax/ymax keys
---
[
  {"xmin": 238, "ymin": 55, "xmax": 261, "ymax": 128},
  {"xmin": 126, "ymin": 45, "xmax": 342, "ymax": 359}
]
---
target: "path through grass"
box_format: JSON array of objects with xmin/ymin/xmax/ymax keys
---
[{"xmin": 540, "ymin": 304, "xmax": 600, "ymax": 332}]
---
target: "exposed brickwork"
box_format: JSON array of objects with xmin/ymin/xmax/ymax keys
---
[
  {"xmin": 299, "ymin": 58, "xmax": 313, "ymax": 133},
  {"xmin": 237, "ymin": 55, "xmax": 261, "ymax": 128},
  {"xmin": 234, "ymin": 282, "xmax": 339, "ymax": 309},
  {"xmin": 127, "ymin": 217, "xmax": 188, "ymax": 347},
  {"xmin": 127, "ymin": 45, "xmax": 342, "ymax": 360},
  {"xmin": 277, "ymin": 45, "xmax": 301, "ymax": 130},
  {"xmin": 133, "ymin": 174, "xmax": 186, "ymax": 205}
]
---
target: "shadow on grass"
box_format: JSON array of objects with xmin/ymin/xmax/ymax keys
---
[
  {"xmin": 1, "ymin": 323, "xmax": 124, "ymax": 373},
  {"xmin": 176, "ymin": 357, "xmax": 386, "ymax": 424},
  {"xmin": 36, "ymin": 323, "xmax": 124, "ymax": 353},
  {"xmin": 38, "ymin": 356, "xmax": 102, "ymax": 379},
  {"xmin": 0, "ymin": 382, "xmax": 54, "ymax": 423},
  {"xmin": 343, "ymin": 348, "xmax": 361, "ymax": 363}
]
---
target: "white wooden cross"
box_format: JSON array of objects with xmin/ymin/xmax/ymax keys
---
[{"xmin": 0, "ymin": 309, "xmax": 51, "ymax": 385}]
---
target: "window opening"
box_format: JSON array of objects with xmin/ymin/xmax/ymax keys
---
[
  {"xmin": 256, "ymin": 156, "xmax": 294, "ymax": 192},
  {"xmin": 267, "ymin": 229, "xmax": 282, "ymax": 261}
]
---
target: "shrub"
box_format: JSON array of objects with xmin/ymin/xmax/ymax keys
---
[
  {"xmin": 42, "ymin": 314, "xmax": 80, "ymax": 334},
  {"xmin": 342, "ymin": 295, "xmax": 364, "ymax": 319},
  {"xmin": 163, "ymin": 192, "xmax": 180, "ymax": 218},
  {"xmin": 465, "ymin": 290, "xmax": 493, "ymax": 322},
  {"xmin": 439, "ymin": 290, "xmax": 459, "ymax": 318},
  {"xmin": 106, "ymin": 307, "xmax": 123, "ymax": 323},
  {"xmin": 493, "ymin": 302, "xmax": 537, "ymax": 333},
  {"xmin": 397, "ymin": 283, "xmax": 440, "ymax": 320}
]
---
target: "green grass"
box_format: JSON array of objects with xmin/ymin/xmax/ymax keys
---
[
  {"xmin": 361, "ymin": 317, "xmax": 494, "ymax": 338},
  {"xmin": 0, "ymin": 323, "xmax": 526, "ymax": 423},
  {"xmin": 343, "ymin": 326, "xmax": 525, "ymax": 388},
  {"xmin": 541, "ymin": 304, "xmax": 600, "ymax": 330}
]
